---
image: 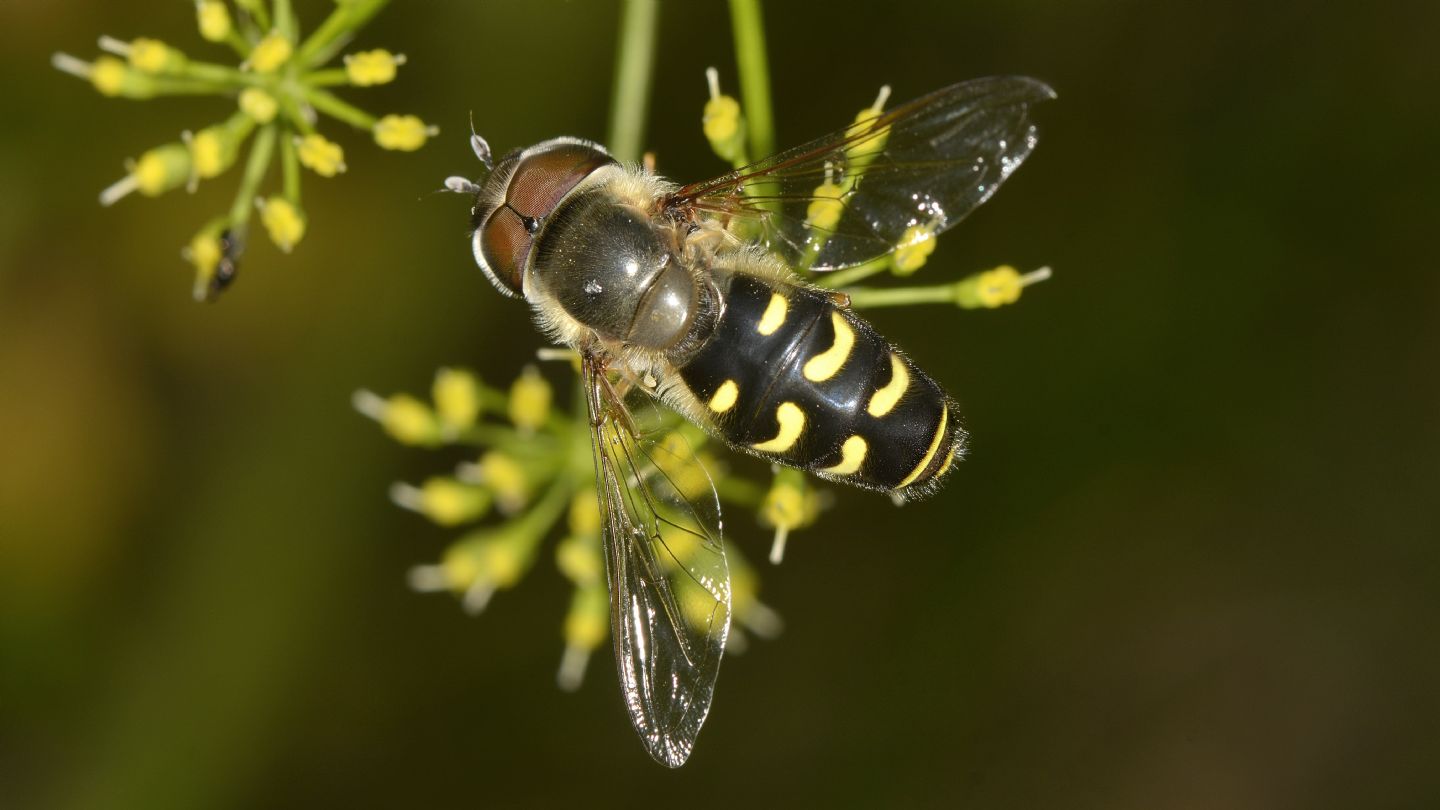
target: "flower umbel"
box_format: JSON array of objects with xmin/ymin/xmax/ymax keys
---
[
  {"xmin": 357, "ymin": 363, "xmax": 791, "ymax": 690},
  {"xmin": 52, "ymin": 0, "xmax": 435, "ymax": 300}
]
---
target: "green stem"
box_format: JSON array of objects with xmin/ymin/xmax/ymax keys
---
[
  {"xmin": 235, "ymin": 0, "xmax": 270, "ymax": 32},
  {"xmin": 303, "ymin": 87, "xmax": 377, "ymax": 130},
  {"xmin": 729, "ymin": 0, "xmax": 774, "ymax": 161},
  {"xmin": 272, "ymin": 0, "xmax": 298, "ymax": 40},
  {"xmin": 280, "ymin": 128, "xmax": 301, "ymax": 203},
  {"xmin": 606, "ymin": 0, "xmax": 660, "ymax": 163},
  {"xmin": 278, "ymin": 91, "xmax": 315, "ymax": 135},
  {"xmin": 296, "ymin": 0, "xmax": 391, "ymax": 67},
  {"xmin": 716, "ymin": 477, "xmax": 765, "ymax": 509},
  {"xmin": 816, "ymin": 257, "xmax": 891, "ymax": 289},
  {"xmin": 510, "ymin": 477, "xmax": 575, "ymax": 555},
  {"xmin": 230, "ymin": 124, "xmax": 276, "ymax": 225},
  {"xmin": 225, "ymin": 29, "xmax": 252, "ymax": 58},
  {"xmin": 842, "ymin": 283, "xmax": 958, "ymax": 309},
  {"xmin": 302, "ymin": 68, "xmax": 349, "ymax": 86},
  {"xmin": 180, "ymin": 60, "xmax": 265, "ymax": 88}
]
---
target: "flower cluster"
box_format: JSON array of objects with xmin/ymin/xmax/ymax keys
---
[
  {"xmin": 52, "ymin": 0, "xmax": 435, "ymax": 300},
  {"xmin": 354, "ymin": 363, "xmax": 788, "ymax": 690}
]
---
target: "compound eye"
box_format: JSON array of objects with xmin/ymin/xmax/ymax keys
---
[{"xmin": 478, "ymin": 206, "xmax": 530, "ymax": 295}]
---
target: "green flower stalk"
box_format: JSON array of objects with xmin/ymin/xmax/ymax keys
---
[{"xmin": 52, "ymin": 0, "xmax": 435, "ymax": 300}]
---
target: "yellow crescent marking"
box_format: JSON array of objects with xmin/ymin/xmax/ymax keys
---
[
  {"xmin": 867, "ymin": 353, "xmax": 910, "ymax": 417},
  {"xmin": 936, "ymin": 446, "xmax": 957, "ymax": 477},
  {"xmin": 750, "ymin": 402, "xmax": 805, "ymax": 454},
  {"xmin": 757, "ymin": 293, "xmax": 788, "ymax": 336},
  {"xmin": 897, "ymin": 402, "xmax": 949, "ymax": 489},
  {"xmin": 819, "ymin": 435, "xmax": 868, "ymax": 476},
  {"xmin": 708, "ymin": 379, "xmax": 739, "ymax": 413},
  {"xmin": 802, "ymin": 312, "xmax": 856, "ymax": 382}
]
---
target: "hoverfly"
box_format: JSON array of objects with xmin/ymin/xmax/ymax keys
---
[{"xmin": 444, "ymin": 76, "xmax": 1054, "ymax": 767}]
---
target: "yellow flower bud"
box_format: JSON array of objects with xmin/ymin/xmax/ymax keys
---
[
  {"xmin": 184, "ymin": 223, "xmax": 239, "ymax": 302},
  {"xmin": 652, "ymin": 432, "xmax": 713, "ymax": 502},
  {"xmin": 953, "ymin": 265, "xmax": 1052, "ymax": 309},
  {"xmin": 189, "ymin": 130, "xmax": 225, "ymax": 178},
  {"xmin": 702, "ymin": 68, "xmax": 746, "ymax": 165},
  {"xmin": 373, "ymin": 114, "xmax": 437, "ymax": 151},
  {"xmin": 344, "ymin": 49, "xmax": 405, "ymax": 86},
  {"xmin": 258, "ymin": 196, "xmax": 306, "ymax": 252},
  {"xmin": 563, "ymin": 584, "xmax": 608, "ymax": 648},
  {"xmin": 432, "ymin": 368, "xmax": 482, "ymax": 432},
  {"xmin": 187, "ymin": 229, "xmax": 223, "ymax": 278},
  {"xmin": 189, "ymin": 113, "xmax": 255, "ymax": 180},
  {"xmin": 443, "ymin": 529, "xmax": 533, "ymax": 592},
  {"xmin": 238, "ymin": 88, "xmax": 278, "ymax": 124},
  {"xmin": 558, "ymin": 584, "xmax": 608, "ymax": 689},
  {"xmin": 133, "ymin": 144, "xmax": 192, "ymax": 196},
  {"xmin": 439, "ymin": 541, "xmax": 484, "ymax": 591},
  {"xmin": 507, "ymin": 365, "xmax": 552, "ymax": 433},
  {"xmin": 377, "ymin": 393, "xmax": 439, "ymax": 446},
  {"xmin": 805, "ymin": 181, "xmax": 846, "ymax": 233},
  {"xmin": 760, "ymin": 468, "xmax": 820, "ymax": 564},
  {"xmin": 196, "ymin": 0, "xmax": 233, "ymax": 42},
  {"xmin": 846, "ymin": 85, "xmax": 892, "ymax": 171},
  {"xmin": 976, "ymin": 265, "xmax": 1023, "ymax": 307},
  {"xmin": 90, "ymin": 55, "xmax": 132, "ymax": 97},
  {"xmin": 296, "ymin": 133, "xmax": 346, "ymax": 177},
  {"xmin": 703, "ymin": 95, "xmax": 741, "ymax": 143},
  {"xmin": 128, "ymin": 38, "xmax": 182, "ymax": 74},
  {"xmin": 479, "ymin": 451, "xmax": 529, "ymax": 513},
  {"xmin": 418, "ymin": 477, "xmax": 491, "ymax": 526},
  {"xmin": 556, "ymin": 532, "xmax": 603, "ymax": 586},
  {"xmin": 891, "ymin": 225, "xmax": 936, "ymax": 276},
  {"xmin": 761, "ymin": 480, "xmax": 808, "ymax": 533},
  {"xmin": 567, "ymin": 491, "xmax": 602, "ymax": 536},
  {"xmin": 247, "ymin": 32, "xmax": 292, "ymax": 73}
]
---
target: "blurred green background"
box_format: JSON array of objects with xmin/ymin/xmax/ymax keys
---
[{"xmin": 3, "ymin": 1, "xmax": 1438, "ymax": 807}]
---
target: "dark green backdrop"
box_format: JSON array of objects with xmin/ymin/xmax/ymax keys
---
[{"xmin": 2, "ymin": 1, "xmax": 1437, "ymax": 807}]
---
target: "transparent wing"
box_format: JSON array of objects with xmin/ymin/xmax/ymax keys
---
[
  {"xmin": 581, "ymin": 353, "xmax": 731, "ymax": 768},
  {"xmin": 662, "ymin": 76, "xmax": 1056, "ymax": 270}
]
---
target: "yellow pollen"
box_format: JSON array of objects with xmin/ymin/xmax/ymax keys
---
[
  {"xmin": 248, "ymin": 33, "xmax": 292, "ymax": 73},
  {"xmin": 703, "ymin": 94, "xmax": 741, "ymax": 142},
  {"xmin": 239, "ymin": 88, "xmax": 278, "ymax": 123},
  {"xmin": 345, "ymin": 49, "xmax": 404, "ymax": 86},
  {"xmin": 892, "ymin": 225, "xmax": 936, "ymax": 275},
  {"xmin": 751, "ymin": 402, "xmax": 805, "ymax": 454},
  {"xmin": 128, "ymin": 39, "xmax": 172, "ymax": 74},
  {"xmin": 190, "ymin": 130, "xmax": 225, "ymax": 178},
  {"xmin": 898, "ymin": 403, "xmax": 949, "ymax": 489},
  {"xmin": 90, "ymin": 56, "xmax": 128, "ymax": 97},
  {"xmin": 249, "ymin": 33, "xmax": 290, "ymax": 74},
  {"xmin": 867, "ymin": 353, "xmax": 910, "ymax": 417},
  {"xmin": 374, "ymin": 115, "xmax": 436, "ymax": 151},
  {"xmin": 820, "ymin": 435, "xmax": 868, "ymax": 476},
  {"xmin": 757, "ymin": 292, "xmax": 787, "ymax": 335},
  {"xmin": 708, "ymin": 380, "xmax": 739, "ymax": 413},
  {"xmin": 803, "ymin": 312, "xmax": 855, "ymax": 382},
  {"xmin": 259, "ymin": 197, "xmax": 305, "ymax": 252},
  {"xmin": 297, "ymin": 134, "xmax": 346, "ymax": 177},
  {"xmin": 196, "ymin": 0, "xmax": 232, "ymax": 43},
  {"xmin": 805, "ymin": 181, "xmax": 846, "ymax": 232}
]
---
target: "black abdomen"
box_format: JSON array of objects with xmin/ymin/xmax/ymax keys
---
[{"xmin": 677, "ymin": 273, "xmax": 963, "ymax": 495}]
